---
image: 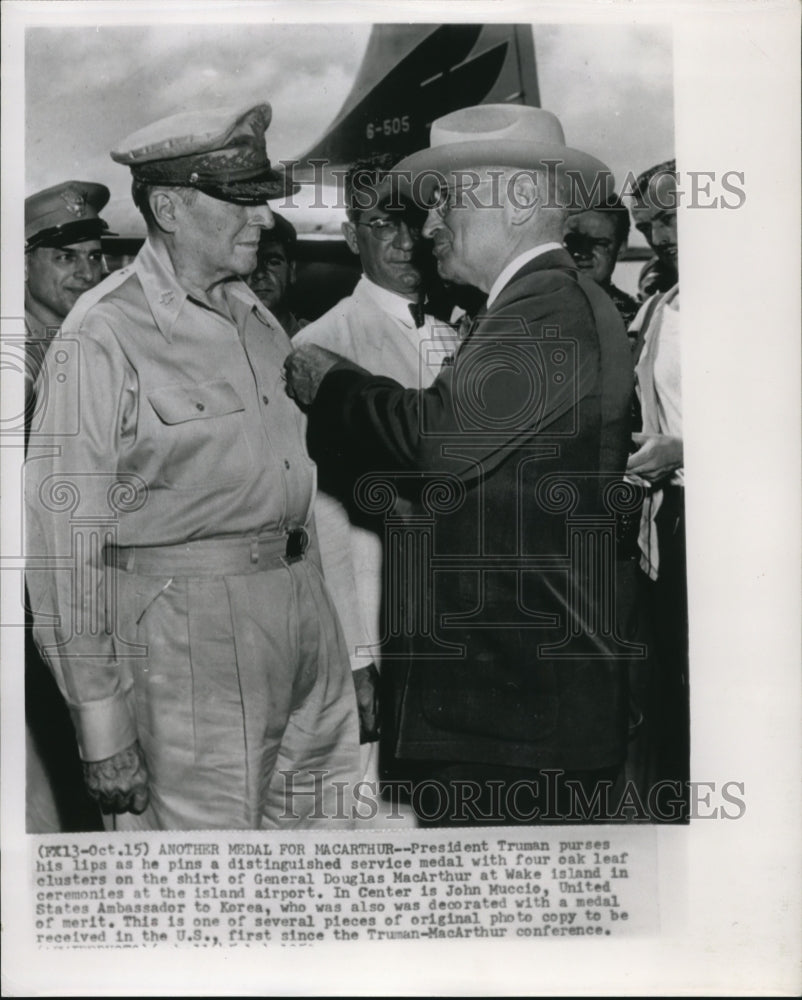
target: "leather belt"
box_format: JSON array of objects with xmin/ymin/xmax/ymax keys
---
[{"xmin": 104, "ymin": 528, "xmax": 310, "ymax": 576}]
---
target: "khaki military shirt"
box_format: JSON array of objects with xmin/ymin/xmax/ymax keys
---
[{"xmin": 26, "ymin": 238, "xmax": 316, "ymax": 761}]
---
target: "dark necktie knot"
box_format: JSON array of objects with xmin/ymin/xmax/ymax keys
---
[{"xmin": 408, "ymin": 300, "xmax": 426, "ymax": 328}]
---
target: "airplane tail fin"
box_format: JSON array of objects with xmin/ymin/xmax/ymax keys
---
[{"xmin": 296, "ymin": 23, "xmax": 539, "ymax": 177}]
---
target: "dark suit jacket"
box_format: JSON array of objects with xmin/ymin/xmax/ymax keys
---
[{"xmin": 309, "ymin": 248, "xmax": 634, "ymax": 772}]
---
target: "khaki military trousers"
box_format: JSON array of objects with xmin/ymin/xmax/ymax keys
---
[{"xmin": 108, "ymin": 542, "xmax": 360, "ymax": 831}]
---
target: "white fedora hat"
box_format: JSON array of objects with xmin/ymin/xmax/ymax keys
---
[{"xmin": 393, "ymin": 104, "xmax": 612, "ymax": 205}]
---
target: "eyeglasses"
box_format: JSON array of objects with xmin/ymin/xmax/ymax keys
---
[{"xmin": 355, "ymin": 217, "xmax": 422, "ymax": 241}]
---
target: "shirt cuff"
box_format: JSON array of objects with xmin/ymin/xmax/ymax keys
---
[{"xmin": 70, "ymin": 689, "xmax": 137, "ymax": 762}]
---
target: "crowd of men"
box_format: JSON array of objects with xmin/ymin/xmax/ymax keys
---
[{"xmin": 23, "ymin": 99, "xmax": 686, "ymax": 832}]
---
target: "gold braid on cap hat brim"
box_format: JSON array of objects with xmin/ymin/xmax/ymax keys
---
[
  {"xmin": 193, "ymin": 174, "xmax": 299, "ymax": 204},
  {"xmin": 130, "ymin": 170, "xmax": 298, "ymax": 204},
  {"xmin": 129, "ymin": 147, "xmax": 299, "ymax": 203}
]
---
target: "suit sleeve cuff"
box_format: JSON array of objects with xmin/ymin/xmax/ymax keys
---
[{"xmin": 70, "ymin": 690, "xmax": 137, "ymax": 762}]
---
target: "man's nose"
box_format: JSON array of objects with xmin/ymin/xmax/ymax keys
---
[
  {"xmin": 249, "ymin": 203, "xmax": 275, "ymax": 229},
  {"xmin": 73, "ymin": 255, "xmax": 95, "ymax": 283},
  {"xmin": 422, "ymin": 207, "xmax": 442, "ymax": 240},
  {"xmin": 393, "ymin": 220, "xmax": 415, "ymax": 249}
]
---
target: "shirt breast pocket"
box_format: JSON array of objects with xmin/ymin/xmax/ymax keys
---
[{"xmin": 147, "ymin": 378, "xmax": 254, "ymax": 491}]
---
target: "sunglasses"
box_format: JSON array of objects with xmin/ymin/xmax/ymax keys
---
[{"xmin": 563, "ymin": 232, "xmax": 615, "ymax": 257}]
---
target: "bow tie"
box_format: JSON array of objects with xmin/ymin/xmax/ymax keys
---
[{"xmin": 408, "ymin": 300, "xmax": 426, "ymax": 328}]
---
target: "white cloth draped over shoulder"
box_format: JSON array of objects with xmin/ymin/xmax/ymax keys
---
[{"xmin": 630, "ymin": 284, "xmax": 682, "ymax": 580}]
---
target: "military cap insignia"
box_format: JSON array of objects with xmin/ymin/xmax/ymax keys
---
[
  {"xmin": 25, "ymin": 180, "xmax": 113, "ymax": 249},
  {"xmin": 60, "ymin": 186, "xmax": 88, "ymax": 218}
]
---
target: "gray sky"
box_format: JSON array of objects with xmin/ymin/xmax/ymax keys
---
[{"xmin": 26, "ymin": 21, "xmax": 673, "ymax": 237}]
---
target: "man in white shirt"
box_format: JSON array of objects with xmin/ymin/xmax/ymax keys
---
[
  {"xmin": 626, "ymin": 159, "xmax": 688, "ymax": 812},
  {"xmin": 294, "ymin": 156, "xmax": 457, "ymax": 807}
]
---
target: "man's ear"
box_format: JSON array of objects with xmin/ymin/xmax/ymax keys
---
[
  {"xmin": 341, "ymin": 220, "xmax": 360, "ymax": 256},
  {"xmin": 149, "ymin": 189, "xmax": 181, "ymax": 233},
  {"xmin": 616, "ymin": 239, "xmax": 628, "ymax": 262},
  {"xmin": 507, "ymin": 172, "xmax": 540, "ymax": 225},
  {"xmin": 288, "ymin": 260, "xmax": 297, "ymax": 285}
]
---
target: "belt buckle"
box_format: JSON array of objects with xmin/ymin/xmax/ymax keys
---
[{"xmin": 285, "ymin": 527, "xmax": 308, "ymax": 564}]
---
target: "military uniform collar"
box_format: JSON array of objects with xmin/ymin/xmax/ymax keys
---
[
  {"xmin": 24, "ymin": 290, "xmax": 63, "ymax": 339},
  {"xmin": 133, "ymin": 239, "xmax": 190, "ymax": 341},
  {"xmin": 225, "ymin": 278, "xmax": 277, "ymax": 330},
  {"xmin": 134, "ymin": 238, "xmax": 274, "ymax": 340}
]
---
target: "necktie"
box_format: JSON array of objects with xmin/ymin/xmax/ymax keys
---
[{"xmin": 408, "ymin": 300, "xmax": 426, "ymax": 328}]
